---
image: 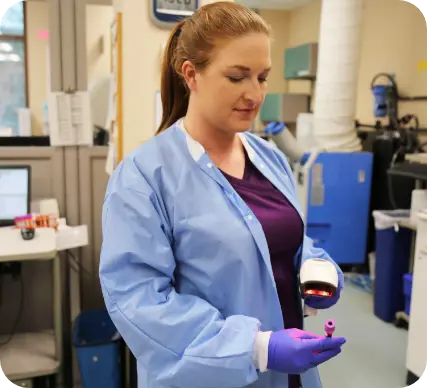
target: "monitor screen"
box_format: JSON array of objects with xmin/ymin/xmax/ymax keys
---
[{"xmin": 0, "ymin": 166, "xmax": 30, "ymax": 222}]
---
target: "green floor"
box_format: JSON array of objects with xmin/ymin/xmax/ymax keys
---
[{"xmin": 305, "ymin": 281, "xmax": 409, "ymax": 388}]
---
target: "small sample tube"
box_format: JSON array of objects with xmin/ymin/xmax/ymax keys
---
[{"xmin": 324, "ymin": 319, "xmax": 335, "ymax": 337}]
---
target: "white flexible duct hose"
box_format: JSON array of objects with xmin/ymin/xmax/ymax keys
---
[
  {"xmin": 313, "ymin": 0, "xmax": 364, "ymax": 152},
  {"xmin": 272, "ymin": 129, "xmax": 306, "ymax": 162}
]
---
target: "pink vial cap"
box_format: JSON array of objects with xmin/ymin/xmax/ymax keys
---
[{"xmin": 325, "ymin": 320, "xmax": 336, "ymax": 335}]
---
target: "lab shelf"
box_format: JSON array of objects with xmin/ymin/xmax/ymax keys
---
[
  {"xmin": 0, "ymin": 228, "xmax": 62, "ymax": 384},
  {"xmin": 0, "ymin": 331, "xmax": 60, "ymax": 381}
]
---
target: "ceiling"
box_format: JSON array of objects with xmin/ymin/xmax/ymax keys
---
[{"xmin": 237, "ymin": 0, "xmax": 315, "ymax": 10}]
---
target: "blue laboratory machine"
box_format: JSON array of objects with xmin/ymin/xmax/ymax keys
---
[{"xmin": 294, "ymin": 151, "xmax": 373, "ymax": 266}]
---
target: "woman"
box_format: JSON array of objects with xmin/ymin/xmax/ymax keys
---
[{"xmin": 99, "ymin": 3, "xmax": 345, "ymax": 388}]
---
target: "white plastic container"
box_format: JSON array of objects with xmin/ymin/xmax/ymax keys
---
[{"xmin": 410, "ymin": 189, "xmax": 427, "ymax": 225}]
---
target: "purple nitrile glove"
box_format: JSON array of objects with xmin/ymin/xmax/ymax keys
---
[
  {"xmin": 267, "ymin": 329, "xmax": 346, "ymax": 375},
  {"xmin": 264, "ymin": 121, "xmax": 286, "ymax": 136},
  {"xmin": 305, "ymin": 272, "xmax": 344, "ymax": 310},
  {"xmin": 300, "ymin": 152, "xmax": 311, "ymax": 166}
]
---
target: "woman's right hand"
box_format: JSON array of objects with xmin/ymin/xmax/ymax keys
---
[{"xmin": 267, "ymin": 328, "xmax": 346, "ymax": 374}]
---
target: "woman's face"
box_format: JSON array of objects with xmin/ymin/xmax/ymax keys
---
[{"xmin": 183, "ymin": 33, "xmax": 271, "ymax": 133}]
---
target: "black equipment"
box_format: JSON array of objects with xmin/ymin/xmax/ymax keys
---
[{"xmin": 357, "ymin": 73, "xmax": 427, "ymax": 257}]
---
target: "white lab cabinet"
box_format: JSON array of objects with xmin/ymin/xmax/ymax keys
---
[{"xmin": 406, "ymin": 211, "xmax": 427, "ymax": 378}]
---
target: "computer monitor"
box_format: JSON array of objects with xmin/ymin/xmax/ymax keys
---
[{"xmin": 0, "ymin": 165, "xmax": 31, "ymax": 227}]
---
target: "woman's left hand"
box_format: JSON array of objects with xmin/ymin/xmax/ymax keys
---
[{"xmin": 304, "ymin": 273, "xmax": 344, "ymax": 310}]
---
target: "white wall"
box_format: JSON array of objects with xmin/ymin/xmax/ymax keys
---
[
  {"xmin": 26, "ymin": 0, "xmax": 49, "ymax": 135},
  {"xmin": 259, "ymin": 9, "xmax": 289, "ymax": 94},
  {"xmin": 86, "ymin": 4, "xmax": 114, "ymax": 83}
]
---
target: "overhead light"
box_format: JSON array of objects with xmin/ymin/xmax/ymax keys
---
[{"xmin": 0, "ymin": 42, "xmax": 13, "ymax": 52}]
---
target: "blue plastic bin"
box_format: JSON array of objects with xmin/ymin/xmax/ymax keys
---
[
  {"xmin": 403, "ymin": 273, "xmax": 413, "ymax": 316},
  {"xmin": 73, "ymin": 310, "xmax": 122, "ymax": 388},
  {"xmin": 373, "ymin": 210, "xmax": 412, "ymax": 322}
]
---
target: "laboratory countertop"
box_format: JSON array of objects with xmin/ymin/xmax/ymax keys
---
[
  {"xmin": 0, "ymin": 227, "xmax": 57, "ymax": 262},
  {"xmin": 0, "ymin": 223, "xmax": 88, "ymax": 262}
]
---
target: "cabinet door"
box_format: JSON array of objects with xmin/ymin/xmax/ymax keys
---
[{"xmin": 406, "ymin": 225, "xmax": 427, "ymax": 377}]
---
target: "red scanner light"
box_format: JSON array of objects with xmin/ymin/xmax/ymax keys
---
[{"xmin": 304, "ymin": 289, "xmax": 332, "ymax": 297}]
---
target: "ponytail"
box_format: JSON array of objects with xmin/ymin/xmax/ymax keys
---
[{"xmin": 156, "ymin": 20, "xmax": 189, "ymax": 135}]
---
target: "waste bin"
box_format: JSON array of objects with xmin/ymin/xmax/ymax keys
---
[
  {"xmin": 372, "ymin": 210, "xmax": 412, "ymax": 322},
  {"xmin": 74, "ymin": 310, "xmax": 122, "ymax": 388}
]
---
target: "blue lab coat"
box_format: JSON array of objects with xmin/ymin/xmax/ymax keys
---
[{"xmin": 99, "ymin": 119, "xmax": 342, "ymax": 388}]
